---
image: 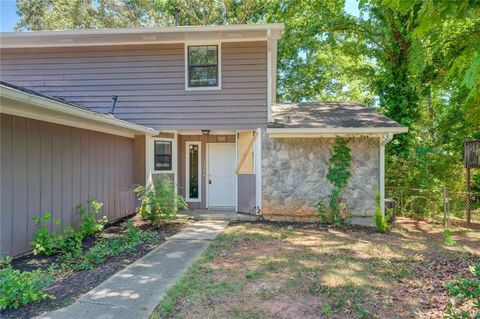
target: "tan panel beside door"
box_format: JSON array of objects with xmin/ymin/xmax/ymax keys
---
[{"xmin": 237, "ymin": 131, "xmax": 254, "ymax": 174}]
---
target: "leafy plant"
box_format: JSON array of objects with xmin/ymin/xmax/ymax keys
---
[
  {"xmin": 374, "ymin": 190, "xmax": 393, "ymax": 233},
  {"xmin": 444, "ymin": 229, "xmax": 457, "ymax": 247},
  {"xmin": 317, "ymin": 138, "xmax": 351, "ymax": 225},
  {"xmin": 0, "ymin": 257, "xmax": 53, "ymax": 310},
  {"xmin": 32, "ymin": 199, "xmax": 106, "ymax": 256},
  {"xmin": 65, "ymin": 221, "xmax": 154, "ymax": 271},
  {"xmin": 135, "ymin": 176, "xmax": 187, "ymax": 227},
  {"xmin": 444, "ymin": 263, "xmax": 480, "ymax": 319},
  {"xmin": 76, "ymin": 199, "xmax": 107, "ymax": 236},
  {"xmin": 31, "ymin": 212, "xmax": 82, "ymax": 256}
]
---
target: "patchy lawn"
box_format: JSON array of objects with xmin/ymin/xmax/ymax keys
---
[{"xmin": 151, "ymin": 217, "xmax": 480, "ymax": 319}]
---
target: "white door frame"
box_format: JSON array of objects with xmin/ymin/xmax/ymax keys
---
[
  {"xmin": 206, "ymin": 142, "xmax": 237, "ymax": 210},
  {"xmin": 185, "ymin": 141, "xmax": 201, "ymax": 202}
]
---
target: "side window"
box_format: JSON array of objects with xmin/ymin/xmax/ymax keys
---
[
  {"xmin": 187, "ymin": 45, "xmax": 219, "ymax": 88},
  {"xmin": 154, "ymin": 140, "xmax": 172, "ymax": 171}
]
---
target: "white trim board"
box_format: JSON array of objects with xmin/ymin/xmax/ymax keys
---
[
  {"xmin": 185, "ymin": 141, "xmax": 202, "ymax": 203},
  {"xmin": 1, "ymin": 24, "xmax": 284, "ymax": 48},
  {"xmin": 267, "ymin": 126, "xmax": 408, "ymax": 138}
]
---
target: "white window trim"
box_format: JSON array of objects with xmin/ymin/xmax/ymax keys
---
[
  {"xmin": 185, "ymin": 141, "xmax": 202, "ymax": 202},
  {"xmin": 184, "ymin": 41, "xmax": 222, "ymax": 91},
  {"xmin": 152, "ymin": 137, "xmax": 175, "ymax": 174}
]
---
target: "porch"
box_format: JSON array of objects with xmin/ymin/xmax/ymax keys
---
[
  {"xmin": 146, "ymin": 129, "xmax": 262, "ymax": 215},
  {"xmin": 178, "ymin": 209, "xmax": 260, "ymax": 221}
]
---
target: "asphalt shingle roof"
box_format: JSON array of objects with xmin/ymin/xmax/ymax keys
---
[{"xmin": 269, "ymin": 102, "xmax": 404, "ymax": 129}]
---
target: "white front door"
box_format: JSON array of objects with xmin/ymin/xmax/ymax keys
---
[{"xmin": 208, "ymin": 144, "xmax": 236, "ymax": 208}]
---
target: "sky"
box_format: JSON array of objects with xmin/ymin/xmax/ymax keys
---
[{"xmin": 0, "ymin": 0, "xmax": 360, "ymax": 32}]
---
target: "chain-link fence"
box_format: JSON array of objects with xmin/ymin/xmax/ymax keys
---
[{"xmin": 385, "ymin": 187, "xmax": 480, "ymax": 225}]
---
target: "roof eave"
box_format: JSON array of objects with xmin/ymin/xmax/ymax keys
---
[
  {"xmin": 0, "ymin": 23, "xmax": 284, "ymax": 48},
  {"xmin": 0, "ymin": 84, "xmax": 157, "ymax": 137},
  {"xmin": 267, "ymin": 126, "xmax": 408, "ymax": 138}
]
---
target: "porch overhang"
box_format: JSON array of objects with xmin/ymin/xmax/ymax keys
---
[{"xmin": 0, "ymin": 81, "xmax": 157, "ymax": 138}]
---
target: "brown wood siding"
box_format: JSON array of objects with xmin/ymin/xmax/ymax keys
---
[
  {"xmin": 177, "ymin": 134, "xmax": 236, "ymax": 209},
  {"xmin": 1, "ymin": 41, "xmax": 268, "ymax": 130},
  {"xmin": 0, "ymin": 113, "xmax": 138, "ymax": 257}
]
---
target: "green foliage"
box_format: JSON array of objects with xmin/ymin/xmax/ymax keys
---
[
  {"xmin": 31, "ymin": 212, "xmax": 83, "ymax": 256},
  {"xmin": 443, "ymin": 229, "xmax": 457, "ymax": 247},
  {"xmin": 76, "ymin": 199, "xmax": 107, "ymax": 236},
  {"xmin": 444, "ymin": 263, "xmax": 480, "ymax": 319},
  {"xmin": 62, "ymin": 221, "xmax": 154, "ymax": 271},
  {"xmin": 317, "ymin": 138, "xmax": 351, "ymax": 225},
  {"xmin": 374, "ymin": 190, "xmax": 393, "ymax": 233},
  {"xmin": 0, "ymin": 257, "xmax": 53, "ymax": 310},
  {"xmin": 135, "ymin": 176, "xmax": 187, "ymax": 227},
  {"xmin": 31, "ymin": 199, "xmax": 107, "ymax": 256}
]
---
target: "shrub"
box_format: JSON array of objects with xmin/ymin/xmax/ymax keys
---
[
  {"xmin": 443, "ymin": 229, "xmax": 457, "ymax": 246},
  {"xmin": 135, "ymin": 176, "xmax": 187, "ymax": 226},
  {"xmin": 445, "ymin": 263, "xmax": 480, "ymax": 319},
  {"xmin": 0, "ymin": 257, "xmax": 53, "ymax": 309},
  {"xmin": 69, "ymin": 221, "xmax": 153, "ymax": 270},
  {"xmin": 76, "ymin": 199, "xmax": 107, "ymax": 236},
  {"xmin": 31, "ymin": 212, "xmax": 82, "ymax": 256},
  {"xmin": 374, "ymin": 190, "xmax": 393, "ymax": 233},
  {"xmin": 32, "ymin": 199, "xmax": 106, "ymax": 256}
]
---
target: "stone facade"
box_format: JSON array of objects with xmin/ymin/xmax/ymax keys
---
[{"xmin": 262, "ymin": 131, "xmax": 380, "ymax": 219}]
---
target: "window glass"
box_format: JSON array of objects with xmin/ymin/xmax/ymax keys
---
[
  {"xmin": 188, "ymin": 45, "xmax": 218, "ymax": 87},
  {"xmin": 188, "ymin": 144, "xmax": 199, "ymax": 199},
  {"xmin": 154, "ymin": 140, "xmax": 172, "ymax": 171}
]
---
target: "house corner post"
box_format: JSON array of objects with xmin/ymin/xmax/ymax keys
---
[{"xmin": 255, "ymin": 128, "xmax": 262, "ymax": 214}]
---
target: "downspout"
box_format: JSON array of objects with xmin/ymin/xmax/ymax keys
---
[{"xmin": 380, "ymin": 133, "xmax": 393, "ymax": 216}]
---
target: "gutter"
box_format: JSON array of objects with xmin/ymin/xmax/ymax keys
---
[
  {"xmin": 267, "ymin": 127, "xmax": 408, "ymax": 136},
  {"xmin": 380, "ymin": 132, "xmax": 394, "ymax": 217},
  {"xmin": 0, "ymin": 84, "xmax": 158, "ymax": 136}
]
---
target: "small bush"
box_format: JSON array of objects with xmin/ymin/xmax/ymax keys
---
[
  {"xmin": 444, "ymin": 263, "xmax": 480, "ymax": 318},
  {"xmin": 443, "ymin": 229, "xmax": 457, "ymax": 246},
  {"xmin": 66, "ymin": 221, "xmax": 154, "ymax": 271},
  {"xmin": 0, "ymin": 257, "xmax": 53, "ymax": 310},
  {"xmin": 31, "ymin": 212, "xmax": 82, "ymax": 256},
  {"xmin": 135, "ymin": 176, "xmax": 187, "ymax": 226},
  {"xmin": 76, "ymin": 199, "xmax": 107, "ymax": 236},
  {"xmin": 374, "ymin": 190, "xmax": 392, "ymax": 233},
  {"xmin": 32, "ymin": 199, "xmax": 106, "ymax": 256}
]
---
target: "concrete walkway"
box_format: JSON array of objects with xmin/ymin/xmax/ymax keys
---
[{"xmin": 37, "ymin": 220, "xmax": 229, "ymax": 319}]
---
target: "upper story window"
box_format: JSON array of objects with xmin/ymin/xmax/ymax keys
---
[
  {"xmin": 187, "ymin": 45, "xmax": 220, "ymax": 89},
  {"xmin": 154, "ymin": 140, "xmax": 172, "ymax": 171}
]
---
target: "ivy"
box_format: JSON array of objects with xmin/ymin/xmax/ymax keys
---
[{"xmin": 317, "ymin": 138, "xmax": 352, "ymax": 225}]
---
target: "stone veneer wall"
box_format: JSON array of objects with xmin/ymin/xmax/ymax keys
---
[{"xmin": 262, "ymin": 131, "xmax": 380, "ymax": 219}]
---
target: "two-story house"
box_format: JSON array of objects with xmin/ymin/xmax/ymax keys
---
[{"xmin": 0, "ymin": 24, "xmax": 406, "ymax": 257}]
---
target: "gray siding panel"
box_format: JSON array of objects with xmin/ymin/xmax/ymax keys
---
[
  {"xmin": 0, "ymin": 114, "xmax": 138, "ymax": 257},
  {"xmin": 1, "ymin": 41, "xmax": 268, "ymax": 130},
  {"xmin": 238, "ymin": 174, "xmax": 256, "ymax": 213}
]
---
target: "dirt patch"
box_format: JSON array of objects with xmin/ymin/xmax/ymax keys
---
[
  {"xmin": 154, "ymin": 219, "xmax": 480, "ymax": 319},
  {"xmin": 1, "ymin": 215, "xmax": 191, "ymax": 319}
]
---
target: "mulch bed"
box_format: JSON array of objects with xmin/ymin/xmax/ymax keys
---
[{"xmin": 1, "ymin": 215, "xmax": 191, "ymax": 319}]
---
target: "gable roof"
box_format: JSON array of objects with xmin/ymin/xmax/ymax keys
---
[
  {"xmin": 0, "ymin": 24, "xmax": 284, "ymax": 48},
  {"xmin": 268, "ymin": 102, "xmax": 407, "ymax": 135},
  {"xmin": 0, "ymin": 81, "xmax": 157, "ymax": 137}
]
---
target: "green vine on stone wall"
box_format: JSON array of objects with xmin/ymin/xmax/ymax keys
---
[{"xmin": 318, "ymin": 138, "xmax": 352, "ymax": 224}]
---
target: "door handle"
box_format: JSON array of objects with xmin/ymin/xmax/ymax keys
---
[{"xmin": 209, "ymin": 179, "xmax": 212, "ymax": 184}]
